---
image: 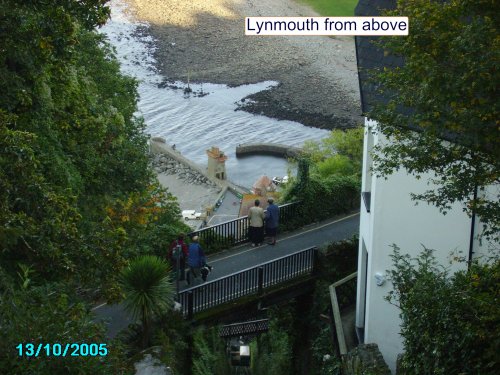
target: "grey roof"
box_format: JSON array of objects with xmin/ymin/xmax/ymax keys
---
[
  {"xmin": 354, "ymin": 0, "xmax": 402, "ymax": 114},
  {"xmin": 354, "ymin": 1, "xmax": 498, "ymax": 152}
]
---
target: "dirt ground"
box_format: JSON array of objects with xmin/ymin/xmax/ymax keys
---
[{"xmin": 126, "ymin": 0, "xmax": 362, "ymax": 130}]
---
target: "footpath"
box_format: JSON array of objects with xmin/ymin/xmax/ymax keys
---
[{"xmin": 93, "ymin": 212, "xmax": 360, "ymax": 338}]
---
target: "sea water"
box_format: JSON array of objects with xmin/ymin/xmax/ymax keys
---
[{"xmin": 100, "ymin": 0, "xmax": 329, "ymax": 188}]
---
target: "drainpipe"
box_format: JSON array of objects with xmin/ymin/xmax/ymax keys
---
[
  {"xmin": 468, "ymin": 184, "xmax": 478, "ymax": 268},
  {"xmin": 354, "ymin": 36, "xmax": 366, "ymax": 115}
]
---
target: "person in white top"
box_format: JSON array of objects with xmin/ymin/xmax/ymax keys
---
[{"xmin": 248, "ymin": 199, "xmax": 265, "ymax": 246}]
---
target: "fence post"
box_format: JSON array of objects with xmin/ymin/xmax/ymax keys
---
[
  {"xmin": 312, "ymin": 247, "xmax": 320, "ymax": 275},
  {"xmin": 258, "ymin": 267, "xmax": 264, "ymax": 295},
  {"xmin": 187, "ymin": 291, "xmax": 194, "ymax": 320}
]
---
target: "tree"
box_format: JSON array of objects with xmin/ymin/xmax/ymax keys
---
[
  {"xmin": 368, "ymin": 0, "xmax": 499, "ymax": 240},
  {"xmin": 0, "ymin": 278, "xmax": 130, "ymax": 374},
  {"xmin": 120, "ymin": 255, "xmax": 174, "ymax": 348},
  {"xmin": 386, "ymin": 247, "xmax": 500, "ymax": 374},
  {"xmin": 0, "ymin": 1, "xmax": 187, "ymax": 297},
  {"xmin": 303, "ymin": 128, "xmax": 364, "ymax": 171},
  {"xmin": 282, "ymin": 128, "xmax": 362, "ymax": 225}
]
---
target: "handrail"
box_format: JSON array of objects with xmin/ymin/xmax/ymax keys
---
[
  {"xmin": 189, "ymin": 201, "xmax": 301, "ymax": 234},
  {"xmin": 181, "ymin": 245, "xmax": 313, "ymax": 293},
  {"xmin": 187, "ymin": 201, "xmax": 302, "ymax": 251},
  {"xmin": 178, "ymin": 246, "xmax": 317, "ymax": 318},
  {"xmin": 329, "ymin": 272, "xmax": 357, "ymax": 355}
]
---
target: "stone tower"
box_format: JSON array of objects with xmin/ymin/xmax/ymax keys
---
[{"xmin": 206, "ymin": 146, "xmax": 228, "ymax": 180}]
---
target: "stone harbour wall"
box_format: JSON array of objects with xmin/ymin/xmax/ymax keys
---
[
  {"xmin": 151, "ymin": 153, "xmax": 218, "ymax": 188},
  {"xmin": 150, "ymin": 138, "xmax": 222, "ymax": 187},
  {"xmin": 235, "ymin": 142, "xmax": 302, "ymax": 158}
]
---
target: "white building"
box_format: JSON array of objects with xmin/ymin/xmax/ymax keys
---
[{"xmin": 353, "ymin": 1, "xmax": 495, "ymax": 372}]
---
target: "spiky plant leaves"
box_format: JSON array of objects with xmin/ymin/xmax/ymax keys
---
[{"xmin": 121, "ymin": 255, "xmax": 174, "ymax": 323}]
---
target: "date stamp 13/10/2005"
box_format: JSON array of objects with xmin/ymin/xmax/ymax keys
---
[{"xmin": 16, "ymin": 343, "xmax": 108, "ymax": 357}]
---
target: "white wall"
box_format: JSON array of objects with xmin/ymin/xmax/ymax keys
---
[{"xmin": 356, "ymin": 118, "xmax": 494, "ymax": 373}]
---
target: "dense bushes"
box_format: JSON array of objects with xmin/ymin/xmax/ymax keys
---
[
  {"xmin": 0, "ymin": 0, "xmax": 187, "ymax": 297},
  {"xmin": 192, "ymin": 327, "xmax": 231, "ymax": 375},
  {"xmin": 249, "ymin": 238, "xmax": 359, "ymax": 375},
  {"xmin": 387, "ymin": 248, "xmax": 500, "ymax": 375},
  {"xmin": 282, "ymin": 129, "xmax": 362, "ymax": 224},
  {"xmin": 250, "ymin": 305, "xmax": 295, "ymax": 375}
]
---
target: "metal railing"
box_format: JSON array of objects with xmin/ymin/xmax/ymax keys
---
[
  {"xmin": 178, "ymin": 246, "xmax": 318, "ymax": 318},
  {"xmin": 188, "ymin": 201, "xmax": 301, "ymax": 250}
]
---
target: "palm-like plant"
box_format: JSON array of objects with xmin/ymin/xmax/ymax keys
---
[{"xmin": 120, "ymin": 255, "xmax": 174, "ymax": 348}]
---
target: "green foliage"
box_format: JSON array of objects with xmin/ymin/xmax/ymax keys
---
[
  {"xmin": 250, "ymin": 306, "xmax": 294, "ymax": 375},
  {"xmin": 297, "ymin": 0, "xmax": 357, "ymax": 16},
  {"xmin": 104, "ymin": 183, "xmax": 189, "ymax": 260},
  {"xmin": 0, "ymin": 282, "xmax": 130, "ymax": 374},
  {"xmin": 303, "ymin": 128, "xmax": 364, "ymax": 173},
  {"xmin": 154, "ymin": 312, "xmax": 190, "ymax": 375},
  {"xmin": 195, "ymin": 230, "xmax": 235, "ymax": 255},
  {"xmin": 310, "ymin": 325, "xmax": 343, "ymax": 375},
  {"xmin": 387, "ymin": 247, "xmax": 500, "ymax": 374},
  {"xmin": 308, "ymin": 238, "xmax": 359, "ymax": 375},
  {"xmin": 192, "ymin": 327, "xmax": 231, "ymax": 375},
  {"xmin": 320, "ymin": 237, "xmax": 359, "ymax": 279},
  {"xmin": 282, "ymin": 172, "xmax": 360, "ymax": 225},
  {"xmin": 0, "ymin": 0, "xmax": 187, "ymax": 300},
  {"xmin": 370, "ymin": 0, "xmax": 499, "ymax": 240},
  {"xmin": 317, "ymin": 154, "xmax": 357, "ymax": 178},
  {"xmin": 283, "ymin": 129, "xmax": 362, "ymax": 224},
  {"xmin": 0, "ymin": 0, "xmax": 190, "ymax": 370},
  {"xmin": 0, "ymin": 111, "xmax": 83, "ymax": 280},
  {"xmin": 120, "ymin": 255, "xmax": 174, "ymax": 348}
]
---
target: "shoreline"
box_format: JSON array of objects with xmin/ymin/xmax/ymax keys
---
[{"xmin": 125, "ymin": 0, "xmax": 362, "ymax": 130}]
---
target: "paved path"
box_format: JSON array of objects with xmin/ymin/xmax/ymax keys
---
[{"xmin": 93, "ymin": 213, "xmax": 359, "ymax": 338}]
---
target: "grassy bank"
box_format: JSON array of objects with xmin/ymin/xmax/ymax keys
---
[{"xmin": 297, "ymin": 0, "xmax": 357, "ymax": 16}]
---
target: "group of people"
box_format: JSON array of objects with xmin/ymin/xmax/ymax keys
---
[
  {"xmin": 168, "ymin": 234, "xmax": 209, "ymax": 286},
  {"xmin": 248, "ymin": 197, "xmax": 279, "ymax": 247},
  {"xmin": 168, "ymin": 198, "xmax": 279, "ymax": 286}
]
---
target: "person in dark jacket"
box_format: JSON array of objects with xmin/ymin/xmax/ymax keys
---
[
  {"xmin": 265, "ymin": 197, "xmax": 279, "ymax": 246},
  {"xmin": 168, "ymin": 233, "xmax": 188, "ymax": 281},
  {"xmin": 187, "ymin": 236, "xmax": 206, "ymax": 285}
]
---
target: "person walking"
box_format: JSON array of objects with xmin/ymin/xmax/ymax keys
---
[
  {"xmin": 248, "ymin": 199, "xmax": 265, "ymax": 247},
  {"xmin": 168, "ymin": 233, "xmax": 188, "ymax": 281},
  {"xmin": 187, "ymin": 236, "xmax": 206, "ymax": 286},
  {"xmin": 265, "ymin": 197, "xmax": 279, "ymax": 246}
]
